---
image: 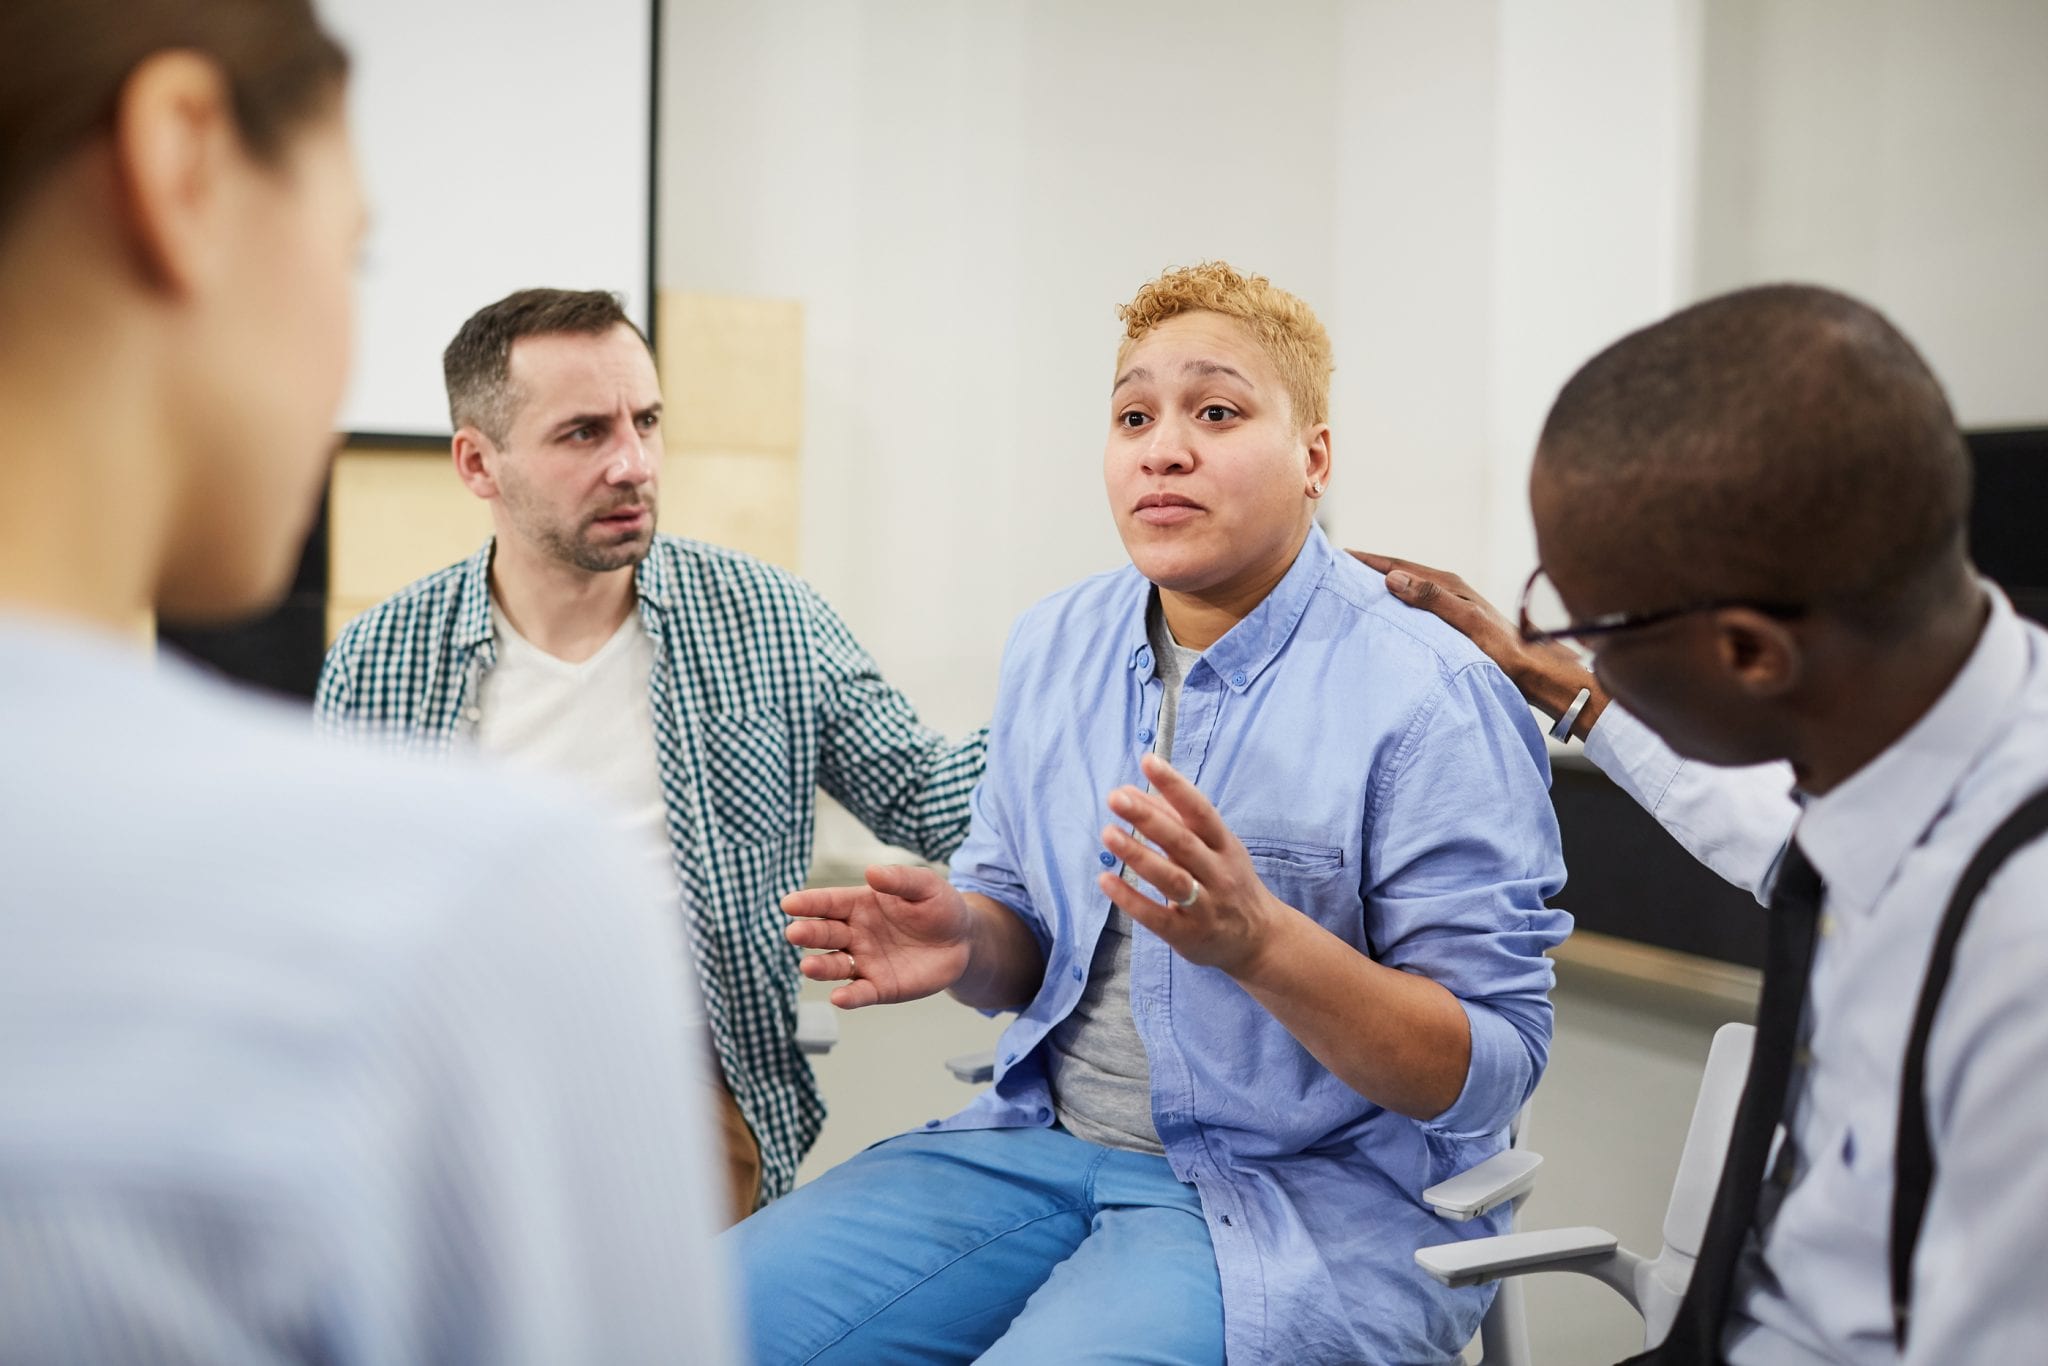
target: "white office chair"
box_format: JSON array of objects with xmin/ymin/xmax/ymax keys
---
[
  {"xmin": 941, "ymin": 1050, "xmax": 1545, "ymax": 1366},
  {"xmin": 796, "ymin": 999, "xmax": 841, "ymax": 1055},
  {"xmin": 1415, "ymin": 1022, "xmax": 1756, "ymax": 1364}
]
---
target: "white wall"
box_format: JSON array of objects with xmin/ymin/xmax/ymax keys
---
[
  {"xmin": 330, "ymin": 0, "xmax": 654, "ymax": 437},
  {"xmin": 1692, "ymin": 0, "xmax": 2048, "ymax": 427}
]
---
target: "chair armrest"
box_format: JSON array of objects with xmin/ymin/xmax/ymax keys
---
[
  {"xmin": 945, "ymin": 1049, "xmax": 996, "ymax": 1083},
  {"xmin": 796, "ymin": 1000, "xmax": 840, "ymax": 1056},
  {"xmin": 1423, "ymin": 1148, "xmax": 1543, "ymax": 1221},
  {"xmin": 1415, "ymin": 1227, "xmax": 1621, "ymax": 1289}
]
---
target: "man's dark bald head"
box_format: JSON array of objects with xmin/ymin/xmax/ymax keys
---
[{"xmin": 1534, "ymin": 284, "xmax": 1971, "ymax": 636}]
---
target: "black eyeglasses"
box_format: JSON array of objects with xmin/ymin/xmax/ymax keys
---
[{"xmin": 1516, "ymin": 565, "xmax": 1806, "ymax": 645}]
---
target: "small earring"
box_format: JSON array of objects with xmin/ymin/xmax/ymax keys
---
[{"xmin": 1309, "ymin": 481, "xmax": 1324, "ymax": 498}]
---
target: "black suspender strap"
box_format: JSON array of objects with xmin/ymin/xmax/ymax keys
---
[{"xmin": 1890, "ymin": 785, "xmax": 2048, "ymax": 1349}]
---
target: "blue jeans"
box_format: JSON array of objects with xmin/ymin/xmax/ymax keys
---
[{"xmin": 725, "ymin": 1126, "xmax": 1225, "ymax": 1364}]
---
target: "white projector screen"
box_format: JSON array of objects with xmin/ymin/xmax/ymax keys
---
[{"xmin": 326, "ymin": 0, "xmax": 655, "ymax": 441}]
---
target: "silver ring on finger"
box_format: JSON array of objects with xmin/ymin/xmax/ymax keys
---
[{"xmin": 1174, "ymin": 878, "xmax": 1202, "ymax": 908}]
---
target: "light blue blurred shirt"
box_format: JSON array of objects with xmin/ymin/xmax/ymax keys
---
[
  {"xmin": 941, "ymin": 528, "xmax": 1571, "ymax": 1363},
  {"xmin": 0, "ymin": 618, "xmax": 735, "ymax": 1365}
]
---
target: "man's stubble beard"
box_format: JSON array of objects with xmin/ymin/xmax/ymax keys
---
[{"xmin": 503, "ymin": 481, "xmax": 658, "ymax": 575}]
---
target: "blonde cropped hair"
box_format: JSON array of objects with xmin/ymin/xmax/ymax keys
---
[{"xmin": 1116, "ymin": 261, "xmax": 1334, "ymax": 428}]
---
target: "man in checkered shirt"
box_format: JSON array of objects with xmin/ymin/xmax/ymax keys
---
[{"xmin": 316, "ymin": 288, "xmax": 986, "ymax": 1219}]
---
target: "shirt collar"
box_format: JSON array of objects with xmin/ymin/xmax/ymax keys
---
[
  {"xmin": 632, "ymin": 536, "xmax": 679, "ymax": 611},
  {"xmin": 454, "ymin": 535, "xmax": 675, "ymax": 650},
  {"xmin": 1797, "ymin": 582, "xmax": 2030, "ymax": 917},
  {"xmin": 451, "ymin": 540, "xmax": 497, "ymax": 650},
  {"xmin": 1120, "ymin": 524, "xmax": 1336, "ymax": 690}
]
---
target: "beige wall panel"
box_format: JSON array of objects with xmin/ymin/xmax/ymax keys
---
[
  {"xmin": 329, "ymin": 447, "xmax": 492, "ymax": 606},
  {"xmin": 663, "ymin": 450, "xmax": 799, "ymax": 569},
  {"xmin": 657, "ymin": 292, "xmax": 803, "ymax": 454},
  {"xmin": 326, "ymin": 601, "xmax": 368, "ymax": 646}
]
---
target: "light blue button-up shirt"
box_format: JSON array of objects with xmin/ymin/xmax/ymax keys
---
[{"xmin": 942, "ymin": 527, "xmax": 1571, "ymax": 1364}]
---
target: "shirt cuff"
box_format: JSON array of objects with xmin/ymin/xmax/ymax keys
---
[
  {"xmin": 1423, "ymin": 998, "xmax": 1533, "ymax": 1139},
  {"xmin": 1581, "ymin": 700, "xmax": 1685, "ymax": 816}
]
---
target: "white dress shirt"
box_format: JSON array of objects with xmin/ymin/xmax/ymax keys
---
[{"xmin": 1584, "ymin": 587, "xmax": 2048, "ymax": 1365}]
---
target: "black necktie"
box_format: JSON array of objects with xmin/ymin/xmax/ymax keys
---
[{"xmin": 1619, "ymin": 840, "xmax": 1825, "ymax": 1366}]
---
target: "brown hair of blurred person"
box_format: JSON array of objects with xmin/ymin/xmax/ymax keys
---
[{"xmin": 0, "ymin": 0, "xmax": 359, "ymax": 628}]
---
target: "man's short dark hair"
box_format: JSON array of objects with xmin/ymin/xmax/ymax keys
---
[
  {"xmin": 1536, "ymin": 283, "xmax": 1972, "ymax": 635},
  {"xmin": 442, "ymin": 288, "xmax": 650, "ymax": 443}
]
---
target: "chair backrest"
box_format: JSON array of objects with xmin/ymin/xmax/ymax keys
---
[
  {"xmin": 1462, "ymin": 1021, "xmax": 1756, "ymax": 1363},
  {"xmin": 1659, "ymin": 1022, "xmax": 1755, "ymax": 1260},
  {"xmin": 1633, "ymin": 1021, "xmax": 1755, "ymax": 1345}
]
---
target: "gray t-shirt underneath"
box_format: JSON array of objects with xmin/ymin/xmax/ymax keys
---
[{"xmin": 1044, "ymin": 600, "xmax": 1200, "ymax": 1154}]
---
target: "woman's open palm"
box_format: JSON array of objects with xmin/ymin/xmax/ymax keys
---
[{"xmin": 780, "ymin": 864, "xmax": 975, "ymax": 1009}]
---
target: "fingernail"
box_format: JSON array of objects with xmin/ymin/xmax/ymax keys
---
[{"xmin": 1386, "ymin": 570, "xmax": 1412, "ymax": 594}]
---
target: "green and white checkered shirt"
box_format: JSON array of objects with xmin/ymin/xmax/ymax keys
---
[{"xmin": 315, "ymin": 535, "xmax": 986, "ymax": 1202}]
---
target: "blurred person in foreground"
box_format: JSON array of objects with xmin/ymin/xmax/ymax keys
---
[
  {"xmin": 729, "ymin": 262, "xmax": 1570, "ymax": 1365},
  {"xmin": 0, "ymin": 2, "xmax": 734, "ymax": 1361},
  {"xmin": 1360, "ymin": 283, "xmax": 2048, "ymax": 1364}
]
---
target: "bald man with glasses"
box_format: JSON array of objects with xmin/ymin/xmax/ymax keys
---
[{"xmin": 1358, "ymin": 282, "xmax": 2048, "ymax": 1365}]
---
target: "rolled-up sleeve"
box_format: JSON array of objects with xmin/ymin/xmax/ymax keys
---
[{"xmin": 1363, "ymin": 660, "xmax": 1571, "ymax": 1139}]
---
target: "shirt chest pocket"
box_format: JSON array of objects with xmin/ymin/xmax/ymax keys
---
[
  {"xmin": 1242, "ymin": 835, "xmax": 1346, "ymax": 876},
  {"xmin": 1242, "ymin": 835, "xmax": 1360, "ymax": 939},
  {"xmin": 699, "ymin": 709, "xmax": 794, "ymax": 847},
  {"xmin": 1236, "ymin": 835, "xmax": 1351, "ymax": 888}
]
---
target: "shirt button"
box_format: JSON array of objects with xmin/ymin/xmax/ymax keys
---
[
  {"xmin": 1037, "ymin": 1106, "xmax": 1052, "ymax": 1123},
  {"xmin": 1072, "ymin": 965, "xmax": 1084, "ymax": 982},
  {"xmin": 924, "ymin": 1119, "xmax": 940, "ymax": 1129},
  {"xmin": 462, "ymin": 707, "xmax": 481, "ymax": 722},
  {"xmin": 1229, "ymin": 670, "xmax": 1248, "ymax": 688},
  {"xmin": 1003, "ymin": 1052, "xmax": 1018, "ymax": 1066},
  {"xmin": 1098, "ymin": 851, "xmax": 1117, "ymax": 868},
  {"xmin": 1137, "ymin": 727, "xmax": 1154, "ymax": 744},
  {"xmin": 1137, "ymin": 647, "xmax": 1154, "ymax": 671}
]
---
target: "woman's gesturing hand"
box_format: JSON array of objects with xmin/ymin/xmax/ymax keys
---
[
  {"xmin": 1098, "ymin": 752, "xmax": 1292, "ymax": 979},
  {"xmin": 781, "ymin": 865, "xmax": 975, "ymax": 1010}
]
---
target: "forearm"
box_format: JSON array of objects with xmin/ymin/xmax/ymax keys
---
[
  {"xmin": 946, "ymin": 891, "xmax": 1046, "ymax": 1011},
  {"xmin": 1232, "ymin": 909, "xmax": 1473, "ymax": 1121},
  {"xmin": 1583, "ymin": 703, "xmax": 1796, "ymax": 897}
]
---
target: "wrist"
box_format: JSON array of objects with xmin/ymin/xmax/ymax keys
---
[
  {"xmin": 953, "ymin": 889, "xmax": 1041, "ymax": 1009},
  {"xmin": 1512, "ymin": 645, "xmax": 1598, "ymax": 721},
  {"xmin": 1227, "ymin": 891, "xmax": 1308, "ymax": 988},
  {"xmin": 1572, "ymin": 688, "xmax": 1610, "ymax": 741}
]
